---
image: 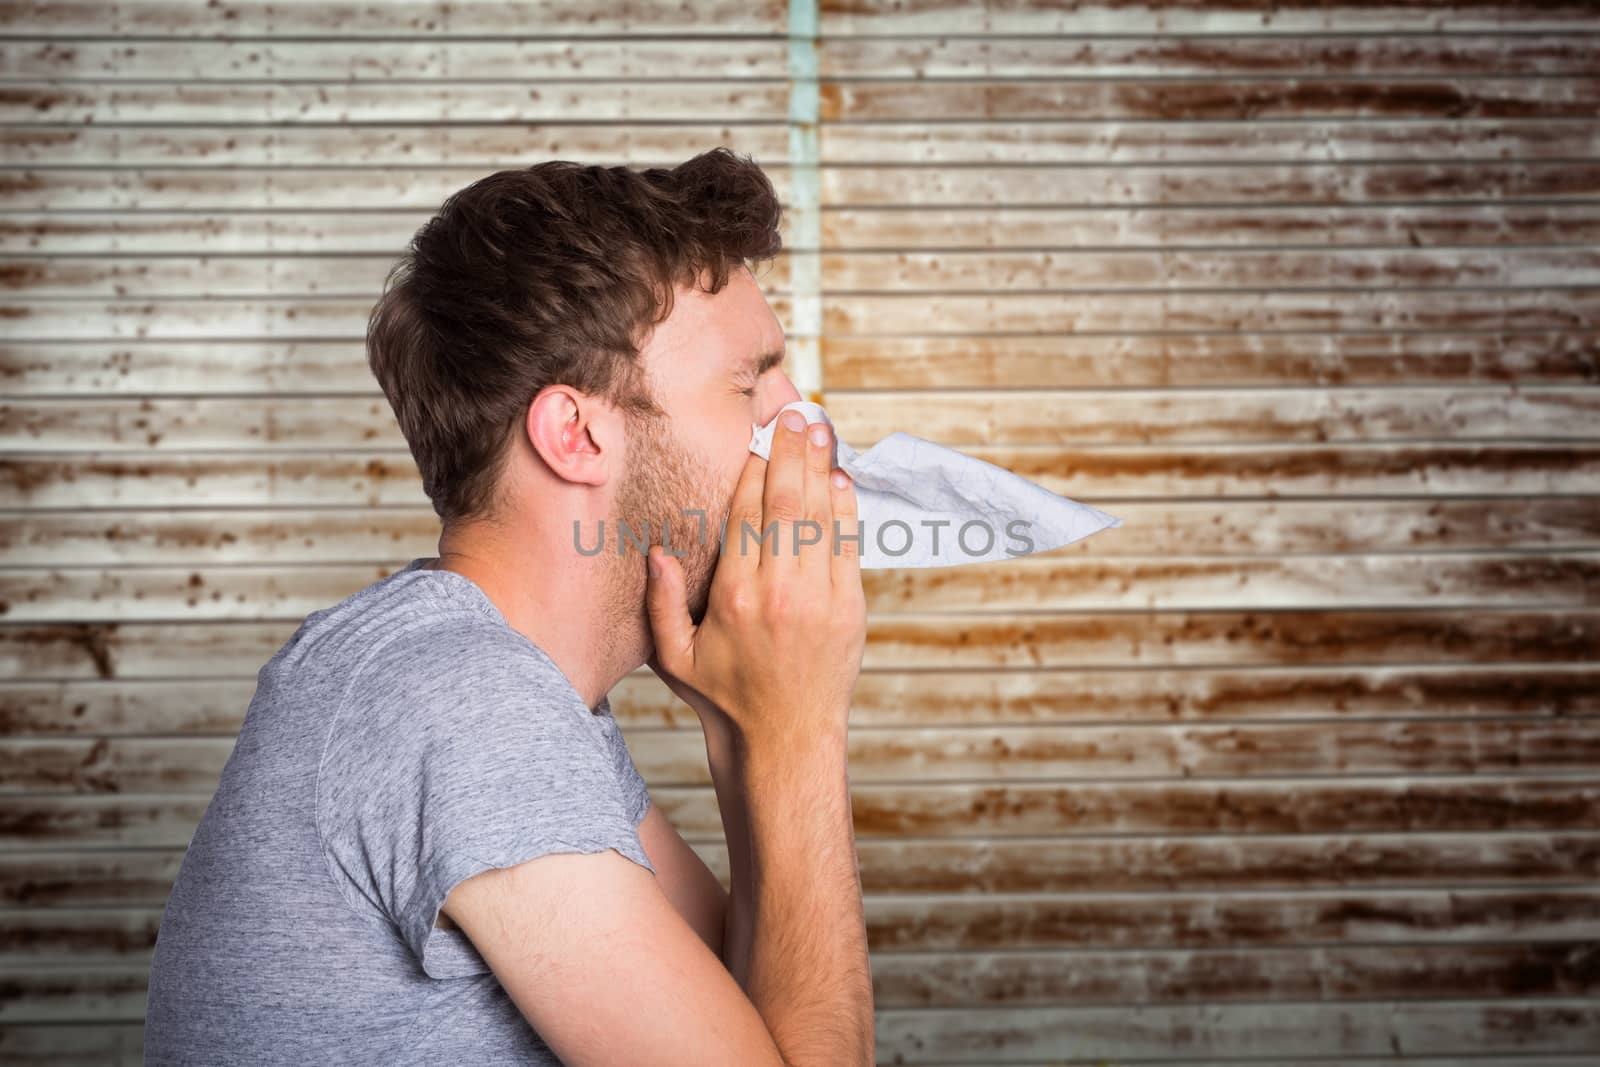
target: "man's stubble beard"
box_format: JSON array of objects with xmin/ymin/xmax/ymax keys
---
[{"xmin": 603, "ymin": 408, "xmax": 734, "ymax": 630}]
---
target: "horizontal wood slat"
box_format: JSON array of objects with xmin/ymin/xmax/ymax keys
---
[
  {"xmin": 820, "ymin": 250, "xmax": 1600, "ymax": 292},
  {"xmin": 9, "ymin": 80, "xmax": 1600, "ymax": 124},
  {"xmin": 856, "ymin": 611, "xmax": 1600, "ymax": 669},
  {"xmin": 3, "ymin": 1017, "xmax": 1600, "ymax": 1067},
  {"xmin": 3, "ymin": 943, "xmax": 1599, "ymax": 1022},
  {"xmin": 820, "ymin": 1, "xmax": 1600, "ymax": 34},
  {"xmin": 831, "ymin": 389, "xmax": 1597, "ymax": 445},
  {"xmin": 820, "ymin": 205, "xmax": 1600, "ymax": 249},
  {"xmin": 0, "ymin": 0, "xmax": 789, "ymax": 37},
  {"xmin": 858, "ymin": 552, "xmax": 1600, "ymax": 613},
  {"xmin": 0, "ymin": 252, "xmax": 795, "ymax": 298},
  {"xmin": 638, "ymin": 827, "xmax": 1600, "ymax": 896},
  {"xmin": 4, "ymin": 776, "xmax": 1595, "ymax": 847},
  {"xmin": 5, "ymin": 387, "xmax": 1596, "ymax": 450},
  {"xmin": 0, "ymin": 82, "xmax": 793, "ymax": 124},
  {"xmin": 7, "ymin": 333, "xmax": 1597, "ymax": 395},
  {"xmin": 0, "ymin": 39, "xmax": 790, "ymax": 80},
  {"xmin": 821, "ymin": 290, "xmax": 1600, "ymax": 335},
  {"xmin": 0, "ymin": 295, "xmax": 796, "ymax": 340},
  {"xmin": 822, "ymin": 333, "xmax": 1600, "ymax": 389},
  {"xmin": 6, "ymin": 498, "xmax": 1599, "ymax": 567},
  {"xmin": 821, "ymin": 79, "xmax": 1600, "ymax": 121},
  {"xmin": 0, "ymin": 340, "xmax": 408, "ymax": 393},
  {"xmin": 9, "ymin": 289, "xmax": 1600, "ymax": 340},
  {"xmin": 1, "ymin": 125, "xmax": 791, "ymax": 169},
  {"xmin": 7, "ymin": 717, "xmax": 1600, "ymax": 792},
  {"xmin": 5, "ymin": 889, "xmax": 1600, "ymax": 964},
  {"xmin": 1, "ymin": 554, "xmax": 1596, "ymax": 620},
  {"xmin": 0, "ymin": 168, "xmax": 797, "ymax": 211},
  {"xmin": 8, "ymin": 248, "xmax": 1597, "ymax": 297},
  {"xmin": 869, "ymin": 889, "xmax": 1600, "ymax": 951},
  {"xmin": 5, "ymin": 832, "xmax": 1597, "ymax": 903},
  {"xmin": 867, "ymin": 1000, "xmax": 1600, "ymax": 1061},
  {"xmin": 8, "ymin": 37, "xmax": 1599, "ymax": 81},
  {"xmin": 7, "ymin": 120, "xmax": 1600, "ymax": 168},
  {"xmin": 11, "ymin": 206, "xmax": 1600, "ymax": 258},
  {"xmin": 874, "ymin": 943, "xmax": 1600, "ymax": 1005},
  {"xmin": 12, "ymin": 445, "xmax": 1597, "ymax": 507},
  {"xmin": 12, "ymin": 0, "xmax": 1596, "ymax": 36},
  {"xmin": 6, "ymin": 664, "xmax": 1599, "ymax": 735},
  {"xmin": 0, "ymin": 666, "xmax": 1579, "ymax": 739},
  {"xmin": 818, "ymin": 35, "xmax": 1600, "ymax": 79},
  {"xmin": 824, "ymin": 120, "xmax": 1600, "ymax": 165},
  {"xmin": 0, "ymin": 1021, "xmax": 144, "ymax": 1063},
  {"xmin": 12, "ymin": 162, "xmax": 1600, "ymax": 211},
  {"xmin": 821, "ymin": 164, "xmax": 1600, "ymax": 206},
  {"xmin": 4, "ymin": 612, "xmax": 1598, "ymax": 678}
]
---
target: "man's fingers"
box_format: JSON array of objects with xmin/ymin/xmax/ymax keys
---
[
  {"xmin": 643, "ymin": 546, "xmax": 695, "ymax": 678},
  {"xmin": 722, "ymin": 449, "xmax": 769, "ymax": 578},
  {"xmin": 829, "ymin": 466, "xmax": 862, "ymax": 590},
  {"xmin": 761, "ymin": 409, "xmax": 809, "ymax": 574},
  {"xmin": 799, "ymin": 420, "xmax": 835, "ymax": 579}
]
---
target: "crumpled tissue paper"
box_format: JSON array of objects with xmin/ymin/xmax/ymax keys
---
[{"xmin": 747, "ymin": 399, "xmax": 1122, "ymax": 569}]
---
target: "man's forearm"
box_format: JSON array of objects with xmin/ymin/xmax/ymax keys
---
[
  {"xmin": 735, "ymin": 728, "xmax": 874, "ymax": 1067},
  {"xmin": 702, "ymin": 719, "xmax": 755, "ymax": 986}
]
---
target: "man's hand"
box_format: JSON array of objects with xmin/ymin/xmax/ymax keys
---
[
  {"xmin": 441, "ymin": 417, "xmax": 876, "ymax": 1066},
  {"xmin": 644, "ymin": 409, "xmax": 866, "ymax": 753}
]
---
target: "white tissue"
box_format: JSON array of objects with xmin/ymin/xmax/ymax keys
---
[{"xmin": 747, "ymin": 400, "xmax": 1122, "ymax": 569}]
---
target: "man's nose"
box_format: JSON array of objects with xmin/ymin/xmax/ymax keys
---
[{"xmin": 762, "ymin": 373, "xmax": 803, "ymax": 420}]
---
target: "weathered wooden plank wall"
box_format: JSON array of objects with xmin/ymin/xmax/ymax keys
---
[{"xmin": 2, "ymin": 1, "xmax": 1599, "ymax": 1064}]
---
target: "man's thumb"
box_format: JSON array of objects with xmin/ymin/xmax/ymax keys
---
[{"xmin": 644, "ymin": 546, "xmax": 693, "ymax": 672}]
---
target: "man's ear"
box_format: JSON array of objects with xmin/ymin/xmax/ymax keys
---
[{"xmin": 523, "ymin": 386, "xmax": 616, "ymax": 488}]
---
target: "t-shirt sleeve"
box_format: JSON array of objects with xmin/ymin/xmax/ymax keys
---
[
  {"xmin": 599, "ymin": 694, "xmax": 652, "ymax": 828},
  {"xmin": 316, "ymin": 622, "xmax": 655, "ymax": 980}
]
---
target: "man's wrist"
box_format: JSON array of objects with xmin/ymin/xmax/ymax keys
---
[
  {"xmin": 697, "ymin": 701, "xmax": 852, "ymax": 778},
  {"xmin": 698, "ymin": 709, "xmax": 743, "ymax": 776},
  {"xmin": 736, "ymin": 724, "xmax": 851, "ymax": 791}
]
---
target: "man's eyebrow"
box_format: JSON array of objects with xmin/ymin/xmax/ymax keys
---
[{"xmin": 751, "ymin": 348, "xmax": 786, "ymax": 374}]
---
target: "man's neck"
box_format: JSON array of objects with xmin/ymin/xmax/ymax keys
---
[{"xmin": 422, "ymin": 526, "xmax": 648, "ymax": 712}]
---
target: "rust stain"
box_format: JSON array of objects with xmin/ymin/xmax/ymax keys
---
[
  {"xmin": 0, "ymin": 622, "xmax": 119, "ymax": 679},
  {"xmin": 865, "ymin": 611, "xmax": 1600, "ymax": 668},
  {"xmin": 874, "ymin": 666, "xmax": 1574, "ymax": 724},
  {"xmin": 848, "ymin": 776, "xmax": 1599, "ymax": 837},
  {"xmin": 992, "ymin": 443, "xmax": 1600, "ymax": 483},
  {"xmin": 0, "ymin": 88, "xmax": 69, "ymax": 112},
  {"xmin": 860, "ymin": 888, "xmax": 1600, "ymax": 951},
  {"xmin": 831, "ymin": 77, "xmax": 1600, "ymax": 122},
  {"xmin": 856, "ymin": 834, "xmax": 1600, "ymax": 894},
  {"xmin": 0, "ymin": 915, "xmax": 157, "ymax": 957}
]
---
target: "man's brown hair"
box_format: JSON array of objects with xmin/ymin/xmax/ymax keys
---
[{"xmin": 366, "ymin": 147, "xmax": 784, "ymax": 523}]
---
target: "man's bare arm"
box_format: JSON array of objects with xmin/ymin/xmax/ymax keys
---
[
  {"xmin": 633, "ymin": 683, "xmax": 750, "ymax": 978},
  {"xmin": 701, "ymin": 717, "xmax": 755, "ymax": 984},
  {"xmin": 644, "ymin": 409, "xmax": 874, "ymax": 1066},
  {"xmin": 444, "ymin": 411, "xmax": 872, "ymax": 1066},
  {"xmin": 637, "ymin": 802, "xmax": 729, "ymax": 958},
  {"xmin": 442, "ymin": 849, "xmax": 790, "ymax": 1067}
]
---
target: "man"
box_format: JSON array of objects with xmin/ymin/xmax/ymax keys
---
[{"xmin": 144, "ymin": 148, "xmax": 874, "ymax": 1065}]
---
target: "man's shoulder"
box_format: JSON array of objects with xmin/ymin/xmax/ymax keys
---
[
  {"xmin": 285, "ymin": 566, "xmax": 512, "ymax": 678},
  {"xmin": 323, "ymin": 604, "xmax": 584, "ymax": 748}
]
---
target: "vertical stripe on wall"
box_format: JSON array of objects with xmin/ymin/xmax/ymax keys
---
[{"xmin": 786, "ymin": 0, "xmax": 823, "ymax": 402}]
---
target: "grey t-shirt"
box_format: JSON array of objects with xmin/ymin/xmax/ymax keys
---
[{"xmin": 144, "ymin": 556, "xmax": 655, "ymax": 1065}]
